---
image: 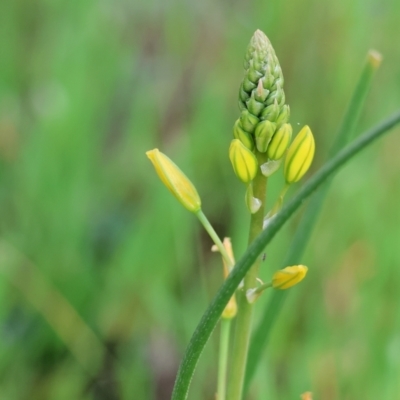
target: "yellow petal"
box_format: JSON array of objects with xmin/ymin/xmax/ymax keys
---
[
  {"xmin": 146, "ymin": 149, "xmax": 201, "ymax": 213},
  {"xmin": 272, "ymin": 265, "xmax": 308, "ymax": 290}
]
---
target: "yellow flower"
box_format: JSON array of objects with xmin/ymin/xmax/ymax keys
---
[
  {"xmin": 272, "ymin": 265, "xmax": 308, "ymax": 289},
  {"xmin": 146, "ymin": 149, "xmax": 201, "ymax": 213},
  {"xmin": 284, "ymin": 125, "xmax": 315, "ymax": 183},
  {"xmin": 229, "ymin": 139, "xmax": 258, "ymax": 183}
]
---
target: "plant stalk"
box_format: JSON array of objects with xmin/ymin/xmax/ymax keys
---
[
  {"xmin": 226, "ymin": 151, "xmax": 268, "ymax": 400},
  {"xmin": 196, "ymin": 210, "xmax": 234, "ymax": 269},
  {"xmin": 217, "ymin": 318, "xmax": 231, "ymax": 400},
  {"xmin": 244, "ymin": 50, "xmax": 383, "ymax": 392}
]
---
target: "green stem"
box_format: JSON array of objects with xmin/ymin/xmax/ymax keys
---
[
  {"xmin": 217, "ymin": 318, "xmax": 231, "ymax": 400},
  {"xmin": 244, "ymin": 50, "xmax": 382, "ymax": 393},
  {"xmin": 252, "ymin": 281, "xmax": 273, "ymax": 295},
  {"xmin": 170, "ymin": 110, "xmax": 400, "ymax": 400},
  {"xmin": 196, "ymin": 210, "xmax": 234, "ymax": 269},
  {"xmin": 226, "ymin": 152, "xmax": 268, "ymax": 400},
  {"xmin": 246, "ymin": 281, "xmax": 273, "ymax": 304}
]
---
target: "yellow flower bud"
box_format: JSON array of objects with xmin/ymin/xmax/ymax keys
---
[
  {"xmin": 272, "ymin": 265, "xmax": 308, "ymax": 290},
  {"xmin": 229, "ymin": 139, "xmax": 258, "ymax": 183},
  {"xmin": 233, "ymin": 119, "xmax": 255, "ymax": 150},
  {"xmin": 146, "ymin": 149, "xmax": 201, "ymax": 213},
  {"xmin": 266, "ymin": 123, "xmax": 292, "ymax": 160},
  {"xmin": 284, "ymin": 125, "xmax": 315, "ymax": 183}
]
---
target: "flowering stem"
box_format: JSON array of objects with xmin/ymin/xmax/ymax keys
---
[
  {"xmin": 217, "ymin": 318, "xmax": 231, "ymax": 400},
  {"xmin": 226, "ymin": 151, "xmax": 268, "ymax": 400},
  {"xmin": 244, "ymin": 50, "xmax": 383, "ymax": 393},
  {"xmin": 196, "ymin": 210, "xmax": 234, "ymax": 269},
  {"xmin": 252, "ymin": 281, "xmax": 273, "ymax": 296},
  {"xmin": 170, "ymin": 110, "xmax": 400, "ymax": 400}
]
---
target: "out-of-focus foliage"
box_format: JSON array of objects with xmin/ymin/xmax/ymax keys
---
[{"xmin": 0, "ymin": 0, "xmax": 399, "ymax": 399}]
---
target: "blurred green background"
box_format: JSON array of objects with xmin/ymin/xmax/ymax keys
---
[{"xmin": 0, "ymin": 0, "xmax": 400, "ymax": 399}]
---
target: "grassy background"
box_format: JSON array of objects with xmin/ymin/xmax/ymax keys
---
[{"xmin": 0, "ymin": 0, "xmax": 399, "ymax": 399}]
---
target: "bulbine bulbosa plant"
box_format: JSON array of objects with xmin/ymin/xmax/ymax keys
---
[{"xmin": 147, "ymin": 30, "xmax": 400, "ymax": 400}]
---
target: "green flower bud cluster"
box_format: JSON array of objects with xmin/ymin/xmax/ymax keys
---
[
  {"xmin": 237, "ymin": 29, "xmax": 290, "ymax": 147},
  {"xmin": 229, "ymin": 30, "xmax": 316, "ymax": 215},
  {"xmin": 230, "ymin": 30, "xmax": 292, "ymax": 188}
]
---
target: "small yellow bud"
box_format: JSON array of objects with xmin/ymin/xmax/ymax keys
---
[
  {"xmin": 272, "ymin": 265, "xmax": 308, "ymax": 290},
  {"xmin": 284, "ymin": 125, "xmax": 315, "ymax": 183},
  {"xmin": 267, "ymin": 123, "xmax": 292, "ymax": 160},
  {"xmin": 229, "ymin": 139, "xmax": 258, "ymax": 183},
  {"xmin": 146, "ymin": 149, "xmax": 201, "ymax": 213},
  {"xmin": 233, "ymin": 119, "xmax": 255, "ymax": 150}
]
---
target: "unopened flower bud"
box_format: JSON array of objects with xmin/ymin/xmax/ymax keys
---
[
  {"xmin": 254, "ymin": 120, "xmax": 276, "ymax": 153},
  {"xmin": 267, "ymin": 123, "xmax": 292, "ymax": 160},
  {"xmin": 260, "ymin": 101, "xmax": 279, "ymax": 122},
  {"xmin": 240, "ymin": 109, "xmax": 259, "ymax": 133},
  {"xmin": 284, "ymin": 125, "xmax": 315, "ymax": 183},
  {"xmin": 254, "ymin": 79, "xmax": 269, "ymax": 102},
  {"xmin": 233, "ymin": 119, "xmax": 255, "ymax": 150},
  {"xmin": 239, "ymin": 30, "xmax": 288, "ymax": 125},
  {"xmin": 276, "ymin": 104, "xmax": 290, "ymax": 125},
  {"xmin": 246, "ymin": 91, "xmax": 264, "ymax": 116},
  {"xmin": 272, "ymin": 265, "xmax": 308, "ymax": 289},
  {"xmin": 146, "ymin": 149, "xmax": 201, "ymax": 213},
  {"xmin": 229, "ymin": 139, "xmax": 258, "ymax": 183}
]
